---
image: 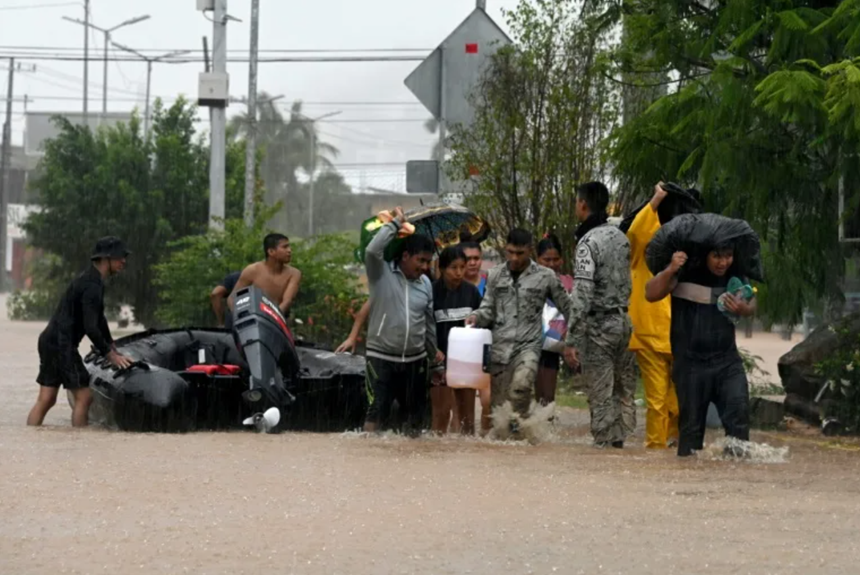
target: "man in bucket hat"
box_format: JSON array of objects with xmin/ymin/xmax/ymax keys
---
[{"xmin": 27, "ymin": 236, "xmax": 134, "ymax": 427}]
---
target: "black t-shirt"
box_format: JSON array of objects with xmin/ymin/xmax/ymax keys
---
[
  {"xmin": 670, "ymin": 267, "xmax": 743, "ymax": 362},
  {"xmin": 41, "ymin": 266, "xmax": 113, "ymax": 355},
  {"xmin": 433, "ymin": 279, "xmax": 483, "ymax": 357}
]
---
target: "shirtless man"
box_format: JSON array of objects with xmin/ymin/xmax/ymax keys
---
[{"xmin": 229, "ymin": 233, "xmax": 302, "ymax": 316}]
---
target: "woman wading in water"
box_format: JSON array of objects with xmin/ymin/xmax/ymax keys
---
[{"xmin": 430, "ymin": 246, "xmax": 483, "ymax": 434}]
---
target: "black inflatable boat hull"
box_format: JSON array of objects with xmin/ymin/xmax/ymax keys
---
[{"xmin": 76, "ymin": 328, "xmax": 367, "ymax": 433}]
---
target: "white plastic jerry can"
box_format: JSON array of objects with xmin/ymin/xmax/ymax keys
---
[{"xmin": 446, "ymin": 326, "xmax": 492, "ymax": 390}]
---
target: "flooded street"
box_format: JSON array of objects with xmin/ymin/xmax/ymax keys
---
[{"xmin": 3, "ymin": 316, "xmax": 860, "ymax": 574}]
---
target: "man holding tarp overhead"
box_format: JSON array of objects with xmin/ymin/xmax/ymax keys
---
[
  {"xmin": 619, "ymin": 182, "xmax": 702, "ymax": 449},
  {"xmin": 645, "ymin": 213, "xmax": 763, "ymax": 457}
]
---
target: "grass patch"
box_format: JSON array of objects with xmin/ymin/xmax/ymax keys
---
[
  {"xmin": 556, "ymin": 377, "xmax": 646, "ymax": 410},
  {"xmin": 556, "ymin": 391, "xmax": 589, "ymax": 409}
]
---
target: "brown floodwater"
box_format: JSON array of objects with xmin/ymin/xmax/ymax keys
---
[{"xmin": 2, "ymin": 316, "xmax": 860, "ymax": 575}]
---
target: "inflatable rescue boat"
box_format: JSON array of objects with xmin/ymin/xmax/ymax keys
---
[{"xmin": 71, "ymin": 287, "xmax": 367, "ymax": 432}]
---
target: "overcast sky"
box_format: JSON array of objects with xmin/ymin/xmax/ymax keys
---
[{"xmin": 0, "ymin": 0, "xmax": 520, "ymax": 189}]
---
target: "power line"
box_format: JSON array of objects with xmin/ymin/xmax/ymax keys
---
[
  {"xmin": 0, "ymin": 53, "xmax": 425, "ymax": 64},
  {"xmin": 0, "ymin": 97, "xmax": 430, "ymax": 120},
  {"xmin": 0, "ymin": 94, "xmax": 430, "ymax": 123},
  {"xmin": 0, "ymin": 45, "xmax": 432, "ymax": 54},
  {"xmin": 319, "ymin": 121, "xmax": 433, "ymax": 147},
  {"xmin": 290, "ymin": 101, "xmax": 423, "ymax": 106},
  {"xmin": 0, "ymin": 79, "xmax": 425, "ymax": 106},
  {"xmin": 25, "ymin": 67, "xmax": 145, "ymax": 99},
  {"xmin": 314, "ymin": 126, "xmax": 429, "ymax": 150},
  {"xmin": 0, "ymin": 2, "xmax": 79, "ymax": 10},
  {"xmin": 262, "ymin": 116, "xmax": 429, "ymax": 123},
  {"xmin": 333, "ymin": 162, "xmax": 410, "ymax": 168}
]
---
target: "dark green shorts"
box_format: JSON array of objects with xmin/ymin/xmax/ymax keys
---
[{"xmin": 365, "ymin": 357, "xmax": 428, "ymax": 432}]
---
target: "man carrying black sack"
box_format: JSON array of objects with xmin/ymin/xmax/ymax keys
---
[
  {"xmin": 27, "ymin": 236, "xmax": 134, "ymax": 427},
  {"xmin": 645, "ymin": 238, "xmax": 757, "ymax": 457}
]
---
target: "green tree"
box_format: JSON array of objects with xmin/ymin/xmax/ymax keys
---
[
  {"xmin": 23, "ymin": 97, "xmax": 249, "ymax": 326},
  {"xmin": 447, "ymin": 0, "xmax": 619, "ymax": 264},
  {"xmin": 594, "ymin": 0, "xmax": 860, "ymax": 325}
]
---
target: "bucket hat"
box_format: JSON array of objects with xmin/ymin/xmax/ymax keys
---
[{"xmin": 90, "ymin": 236, "xmax": 131, "ymax": 260}]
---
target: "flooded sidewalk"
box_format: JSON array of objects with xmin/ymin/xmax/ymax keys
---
[{"xmin": 2, "ymin": 317, "xmax": 860, "ymax": 574}]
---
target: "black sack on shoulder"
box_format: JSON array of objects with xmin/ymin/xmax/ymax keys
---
[
  {"xmin": 645, "ymin": 213, "xmax": 764, "ymax": 282},
  {"xmin": 618, "ymin": 182, "xmax": 702, "ymax": 235}
]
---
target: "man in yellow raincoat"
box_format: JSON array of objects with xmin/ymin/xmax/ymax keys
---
[{"xmin": 623, "ymin": 182, "xmax": 700, "ymax": 449}]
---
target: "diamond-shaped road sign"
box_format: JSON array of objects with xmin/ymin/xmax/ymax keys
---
[{"xmin": 404, "ymin": 7, "xmax": 512, "ymax": 128}]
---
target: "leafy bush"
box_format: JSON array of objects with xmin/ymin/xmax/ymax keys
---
[
  {"xmin": 287, "ymin": 234, "xmax": 366, "ymax": 349},
  {"xmin": 6, "ymin": 253, "xmax": 69, "ymax": 321},
  {"xmin": 738, "ymin": 347, "xmax": 773, "ymax": 387},
  {"xmin": 7, "ymin": 289, "xmax": 57, "ymax": 321},
  {"xmin": 153, "ymin": 215, "xmax": 272, "ymax": 328},
  {"xmin": 6, "ymin": 251, "xmax": 129, "ymax": 322},
  {"xmin": 154, "ymin": 218, "xmax": 364, "ymax": 349}
]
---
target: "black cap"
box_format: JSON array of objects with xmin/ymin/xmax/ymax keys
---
[{"xmin": 90, "ymin": 236, "xmax": 131, "ymax": 261}]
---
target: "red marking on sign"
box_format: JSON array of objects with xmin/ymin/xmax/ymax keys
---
[
  {"xmin": 465, "ymin": 43, "xmax": 478, "ymax": 54},
  {"xmin": 260, "ymin": 302, "xmax": 295, "ymax": 344}
]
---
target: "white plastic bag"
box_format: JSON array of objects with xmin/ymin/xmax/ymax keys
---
[{"xmin": 541, "ymin": 300, "xmax": 567, "ymax": 354}]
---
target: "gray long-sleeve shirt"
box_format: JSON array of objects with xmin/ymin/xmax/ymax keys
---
[{"xmin": 364, "ymin": 218, "xmax": 438, "ymax": 364}]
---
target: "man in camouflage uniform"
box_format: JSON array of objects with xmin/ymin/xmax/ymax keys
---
[
  {"xmin": 466, "ymin": 228, "xmax": 572, "ymax": 429},
  {"xmin": 564, "ymin": 182, "xmax": 637, "ymax": 448}
]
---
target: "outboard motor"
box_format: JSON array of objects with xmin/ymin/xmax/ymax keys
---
[{"xmin": 231, "ymin": 286, "xmax": 300, "ymax": 421}]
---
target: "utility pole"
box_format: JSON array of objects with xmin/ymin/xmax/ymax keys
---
[
  {"xmin": 438, "ymin": 44, "xmax": 447, "ymax": 198},
  {"xmin": 102, "ymin": 31, "xmax": 108, "ymax": 117},
  {"xmin": 83, "ymin": 0, "xmax": 89, "ymax": 122},
  {"xmin": 62, "ymin": 14, "xmax": 151, "ymax": 119},
  {"xmin": 202, "ymin": 36, "xmax": 212, "ymax": 142},
  {"xmin": 0, "ymin": 59, "xmax": 14, "ymax": 292},
  {"xmin": 244, "ymin": 0, "xmax": 260, "ymax": 227},
  {"xmin": 210, "ymin": 0, "xmax": 228, "ymax": 230},
  {"xmin": 145, "ymin": 60, "xmax": 152, "ymax": 136}
]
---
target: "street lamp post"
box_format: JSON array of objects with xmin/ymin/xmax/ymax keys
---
[
  {"xmin": 61, "ymin": 13, "xmax": 151, "ymax": 118},
  {"xmin": 304, "ymin": 110, "xmax": 341, "ymax": 237},
  {"xmin": 110, "ymin": 43, "xmax": 190, "ymax": 138}
]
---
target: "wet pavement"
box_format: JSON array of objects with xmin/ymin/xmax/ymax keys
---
[{"xmin": 2, "ymin": 316, "xmax": 860, "ymax": 574}]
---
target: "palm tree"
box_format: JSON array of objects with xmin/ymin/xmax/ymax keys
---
[
  {"xmin": 283, "ymin": 100, "xmax": 340, "ymax": 178},
  {"xmin": 227, "ymin": 95, "xmax": 340, "ymax": 221},
  {"xmin": 227, "ymin": 91, "xmax": 286, "ymax": 144}
]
